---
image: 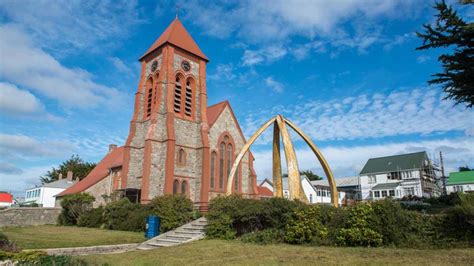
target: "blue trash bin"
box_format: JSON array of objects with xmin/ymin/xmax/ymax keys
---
[{"xmin": 145, "ymin": 215, "xmax": 160, "ymax": 238}]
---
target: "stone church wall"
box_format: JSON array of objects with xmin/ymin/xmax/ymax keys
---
[{"xmin": 208, "ymin": 106, "xmax": 252, "ymax": 196}]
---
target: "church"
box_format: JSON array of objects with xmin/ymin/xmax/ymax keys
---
[{"xmin": 57, "ymin": 18, "xmax": 258, "ymax": 210}]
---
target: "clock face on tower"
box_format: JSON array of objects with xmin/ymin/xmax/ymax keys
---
[
  {"xmin": 181, "ymin": 60, "xmax": 191, "ymax": 72},
  {"xmin": 151, "ymin": 61, "xmax": 158, "ymax": 72}
]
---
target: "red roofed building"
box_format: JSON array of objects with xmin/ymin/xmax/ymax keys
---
[
  {"xmin": 57, "ymin": 18, "xmax": 258, "ymax": 210},
  {"xmin": 0, "ymin": 192, "xmax": 14, "ymax": 208},
  {"xmin": 256, "ymin": 186, "xmax": 273, "ymax": 199}
]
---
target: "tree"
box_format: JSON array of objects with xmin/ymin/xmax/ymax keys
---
[
  {"xmin": 459, "ymin": 165, "xmax": 472, "ymax": 171},
  {"xmin": 416, "ymin": 1, "xmax": 474, "ymax": 108},
  {"xmin": 40, "ymin": 155, "xmax": 96, "ymax": 184},
  {"xmin": 300, "ymin": 170, "xmax": 323, "ymax": 181}
]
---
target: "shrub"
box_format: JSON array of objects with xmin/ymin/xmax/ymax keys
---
[
  {"xmin": 206, "ymin": 196, "xmax": 302, "ymax": 239},
  {"xmin": 241, "ymin": 229, "xmax": 284, "ymax": 244},
  {"xmin": 58, "ymin": 193, "xmax": 95, "ymax": 225},
  {"xmin": 103, "ymin": 198, "xmax": 148, "ymax": 232},
  {"xmin": 148, "ymin": 195, "xmax": 194, "ymax": 233},
  {"xmin": 336, "ymin": 203, "xmax": 383, "ymax": 247},
  {"xmin": 77, "ymin": 206, "xmax": 105, "ymax": 228},
  {"xmin": 284, "ymin": 205, "xmax": 328, "ymax": 245},
  {"xmin": 441, "ymin": 193, "xmax": 474, "ymax": 243}
]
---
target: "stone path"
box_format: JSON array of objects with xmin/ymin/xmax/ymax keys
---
[{"xmin": 137, "ymin": 217, "xmax": 207, "ymax": 250}]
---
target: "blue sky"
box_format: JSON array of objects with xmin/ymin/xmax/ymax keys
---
[{"xmin": 0, "ymin": 0, "xmax": 473, "ymax": 196}]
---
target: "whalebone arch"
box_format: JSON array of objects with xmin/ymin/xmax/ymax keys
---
[{"xmin": 226, "ymin": 115, "xmax": 339, "ymax": 207}]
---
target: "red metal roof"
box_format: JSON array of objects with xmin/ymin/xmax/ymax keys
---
[
  {"xmin": 57, "ymin": 147, "xmax": 124, "ymax": 197},
  {"xmin": 0, "ymin": 192, "xmax": 13, "ymax": 203},
  {"xmin": 256, "ymin": 186, "xmax": 273, "ymax": 197},
  {"xmin": 207, "ymin": 101, "xmax": 228, "ymax": 127},
  {"xmin": 140, "ymin": 18, "xmax": 208, "ymax": 61}
]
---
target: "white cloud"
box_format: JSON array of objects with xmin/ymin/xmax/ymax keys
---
[
  {"xmin": 208, "ymin": 64, "xmax": 236, "ymax": 81},
  {"xmin": 0, "ymin": 82, "xmax": 44, "ymax": 116},
  {"xmin": 244, "ymin": 88, "xmax": 473, "ymax": 142},
  {"xmin": 265, "ymin": 77, "xmax": 284, "ymax": 93},
  {"xmin": 0, "ymin": 25, "xmax": 126, "ymax": 108},
  {"xmin": 417, "ymin": 55, "xmax": 431, "ymax": 63},
  {"xmin": 0, "ymin": 134, "xmax": 74, "ymax": 160},
  {"xmin": 0, "ymin": 0, "xmax": 143, "ymax": 54},
  {"xmin": 0, "ymin": 162, "xmax": 23, "ymax": 175},
  {"xmin": 0, "ymin": 165, "xmax": 53, "ymax": 197},
  {"xmin": 253, "ymin": 137, "xmax": 474, "ymax": 180},
  {"xmin": 242, "ymin": 46, "xmax": 287, "ymax": 66},
  {"xmin": 108, "ymin": 57, "xmax": 135, "ymax": 76}
]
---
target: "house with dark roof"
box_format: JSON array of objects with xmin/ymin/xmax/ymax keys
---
[
  {"xmin": 26, "ymin": 173, "xmax": 76, "ymax": 207},
  {"xmin": 446, "ymin": 170, "xmax": 474, "ymax": 194},
  {"xmin": 56, "ymin": 18, "xmax": 258, "ymax": 209},
  {"xmin": 311, "ymin": 176, "xmax": 359, "ymax": 205},
  {"xmin": 359, "ymin": 151, "xmax": 441, "ymax": 201}
]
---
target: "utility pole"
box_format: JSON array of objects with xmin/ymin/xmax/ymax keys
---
[{"xmin": 440, "ymin": 151, "xmax": 447, "ymax": 195}]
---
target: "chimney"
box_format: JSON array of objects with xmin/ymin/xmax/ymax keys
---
[
  {"xmin": 58, "ymin": 173, "xmax": 63, "ymax": 180},
  {"xmin": 66, "ymin": 171, "xmax": 73, "ymax": 181},
  {"xmin": 109, "ymin": 144, "xmax": 117, "ymax": 152}
]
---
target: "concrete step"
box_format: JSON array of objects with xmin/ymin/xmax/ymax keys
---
[{"xmin": 164, "ymin": 234, "xmax": 193, "ymax": 241}]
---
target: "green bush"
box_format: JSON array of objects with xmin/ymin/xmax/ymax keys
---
[
  {"xmin": 336, "ymin": 203, "xmax": 383, "ymax": 247},
  {"xmin": 241, "ymin": 229, "xmax": 284, "ymax": 244},
  {"xmin": 77, "ymin": 206, "xmax": 105, "ymax": 228},
  {"xmin": 58, "ymin": 193, "xmax": 95, "ymax": 225},
  {"xmin": 0, "ymin": 250, "xmax": 86, "ymax": 265},
  {"xmin": 148, "ymin": 194, "xmax": 194, "ymax": 233},
  {"xmin": 441, "ymin": 193, "xmax": 474, "ymax": 243},
  {"xmin": 103, "ymin": 198, "xmax": 148, "ymax": 232},
  {"xmin": 206, "ymin": 196, "xmax": 302, "ymax": 239},
  {"xmin": 284, "ymin": 205, "xmax": 328, "ymax": 244}
]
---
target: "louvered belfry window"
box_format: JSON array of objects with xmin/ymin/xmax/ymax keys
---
[
  {"xmin": 146, "ymin": 78, "xmax": 153, "ymax": 117},
  {"xmin": 174, "ymin": 76, "xmax": 182, "ymax": 113},
  {"xmin": 184, "ymin": 79, "xmax": 193, "ymax": 116}
]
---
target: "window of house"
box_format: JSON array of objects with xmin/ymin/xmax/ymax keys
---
[
  {"xmin": 374, "ymin": 191, "xmax": 380, "ymax": 198},
  {"xmin": 368, "ymin": 175, "xmax": 376, "ymax": 184},
  {"xmin": 389, "ymin": 190, "xmax": 395, "ymax": 197},
  {"xmin": 173, "ymin": 179, "xmax": 179, "ymax": 195},
  {"xmin": 174, "ymin": 76, "xmax": 182, "ymax": 113},
  {"xmin": 181, "ymin": 180, "xmax": 188, "ymax": 195},
  {"xmin": 210, "ymin": 152, "xmax": 216, "ymax": 189},
  {"xmin": 316, "ymin": 190, "xmax": 321, "ymax": 196},
  {"xmin": 184, "ymin": 79, "xmax": 193, "ymax": 117},
  {"xmin": 284, "ymin": 191, "xmax": 289, "ymax": 199},
  {"xmin": 226, "ymin": 144, "xmax": 233, "ymax": 182},
  {"xmin": 310, "ymin": 194, "xmax": 313, "ymax": 203},
  {"xmin": 404, "ymin": 187, "xmax": 415, "ymax": 196},
  {"xmin": 454, "ymin": 185, "xmax": 463, "ymax": 192},
  {"xmin": 219, "ymin": 143, "xmax": 225, "ymax": 189},
  {"xmin": 381, "ymin": 190, "xmax": 388, "ymax": 197}
]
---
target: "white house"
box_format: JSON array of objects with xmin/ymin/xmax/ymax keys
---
[
  {"xmin": 258, "ymin": 178, "xmax": 274, "ymax": 192},
  {"xmin": 311, "ymin": 176, "xmax": 359, "ymax": 206},
  {"xmin": 281, "ymin": 175, "xmax": 326, "ymax": 204},
  {"xmin": 359, "ymin": 151, "xmax": 441, "ymax": 201},
  {"xmin": 446, "ymin": 170, "xmax": 474, "ymax": 194},
  {"xmin": 25, "ymin": 175, "xmax": 76, "ymax": 207}
]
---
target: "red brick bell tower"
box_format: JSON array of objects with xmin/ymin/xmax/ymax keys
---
[{"xmin": 120, "ymin": 18, "xmax": 210, "ymax": 207}]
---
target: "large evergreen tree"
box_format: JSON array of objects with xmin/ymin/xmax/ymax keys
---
[
  {"xmin": 416, "ymin": 1, "xmax": 473, "ymax": 108},
  {"xmin": 40, "ymin": 155, "xmax": 96, "ymax": 184},
  {"xmin": 300, "ymin": 170, "xmax": 323, "ymax": 181}
]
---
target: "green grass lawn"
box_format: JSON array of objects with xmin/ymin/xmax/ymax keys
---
[
  {"xmin": 1, "ymin": 225, "xmax": 146, "ymax": 249},
  {"xmin": 82, "ymin": 239, "xmax": 474, "ymax": 265}
]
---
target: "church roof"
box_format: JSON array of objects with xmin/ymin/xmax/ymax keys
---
[
  {"xmin": 56, "ymin": 147, "xmax": 124, "ymax": 197},
  {"xmin": 257, "ymin": 186, "xmax": 273, "ymax": 197},
  {"xmin": 207, "ymin": 101, "xmax": 228, "ymax": 127},
  {"xmin": 140, "ymin": 18, "xmax": 208, "ymax": 61}
]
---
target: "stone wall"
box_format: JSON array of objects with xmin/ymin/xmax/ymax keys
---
[{"xmin": 0, "ymin": 207, "xmax": 61, "ymax": 227}]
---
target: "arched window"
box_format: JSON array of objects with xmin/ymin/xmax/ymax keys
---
[
  {"xmin": 173, "ymin": 179, "xmax": 179, "ymax": 195},
  {"xmin": 146, "ymin": 77, "xmax": 153, "ymax": 117},
  {"xmin": 210, "ymin": 151, "xmax": 217, "ymax": 189},
  {"xmin": 174, "ymin": 76, "xmax": 182, "ymax": 113},
  {"xmin": 181, "ymin": 180, "xmax": 188, "ymax": 195},
  {"xmin": 219, "ymin": 142, "xmax": 225, "ymax": 189},
  {"xmin": 226, "ymin": 143, "xmax": 233, "ymax": 183},
  {"xmin": 178, "ymin": 148, "xmax": 186, "ymax": 165},
  {"xmin": 184, "ymin": 79, "xmax": 193, "ymax": 117},
  {"xmin": 234, "ymin": 164, "xmax": 239, "ymax": 192},
  {"xmin": 153, "ymin": 72, "xmax": 159, "ymax": 106}
]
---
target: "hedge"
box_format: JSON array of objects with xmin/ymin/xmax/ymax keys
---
[{"xmin": 206, "ymin": 194, "xmax": 474, "ymax": 248}]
